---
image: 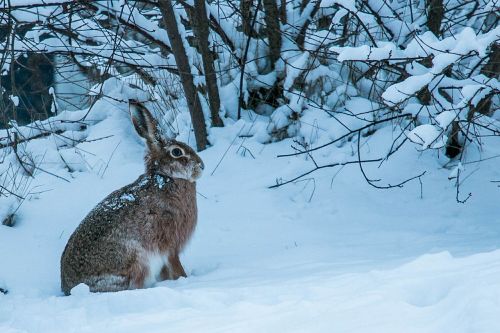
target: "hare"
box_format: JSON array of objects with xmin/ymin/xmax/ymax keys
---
[{"xmin": 60, "ymin": 100, "xmax": 204, "ymax": 295}]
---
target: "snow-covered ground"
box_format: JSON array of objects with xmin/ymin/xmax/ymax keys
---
[{"xmin": 1, "ymin": 100, "xmax": 500, "ymax": 332}]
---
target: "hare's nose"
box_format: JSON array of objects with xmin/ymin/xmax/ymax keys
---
[{"xmin": 199, "ymin": 162, "xmax": 205, "ymax": 170}]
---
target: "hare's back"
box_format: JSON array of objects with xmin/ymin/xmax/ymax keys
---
[
  {"xmin": 61, "ymin": 175, "xmax": 156, "ymax": 294},
  {"xmin": 67, "ymin": 175, "xmax": 151, "ymax": 244}
]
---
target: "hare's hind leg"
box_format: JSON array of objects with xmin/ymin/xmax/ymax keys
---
[
  {"xmin": 157, "ymin": 252, "xmax": 187, "ymax": 282},
  {"xmin": 85, "ymin": 258, "xmax": 149, "ymax": 292},
  {"xmin": 158, "ymin": 253, "xmax": 187, "ymax": 281},
  {"xmin": 84, "ymin": 275, "xmax": 129, "ymax": 293},
  {"xmin": 127, "ymin": 257, "xmax": 150, "ymax": 289},
  {"xmin": 169, "ymin": 253, "xmax": 187, "ymax": 279}
]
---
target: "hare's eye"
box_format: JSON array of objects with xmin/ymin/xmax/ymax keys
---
[{"xmin": 171, "ymin": 147, "xmax": 183, "ymax": 158}]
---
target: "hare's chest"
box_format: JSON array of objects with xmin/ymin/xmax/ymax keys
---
[{"xmin": 144, "ymin": 251, "xmax": 170, "ymax": 287}]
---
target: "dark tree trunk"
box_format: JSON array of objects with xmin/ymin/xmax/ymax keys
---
[
  {"xmin": 472, "ymin": 43, "xmax": 500, "ymax": 117},
  {"xmin": 279, "ymin": 0, "xmax": 287, "ymax": 24},
  {"xmin": 295, "ymin": 0, "xmax": 321, "ymax": 49},
  {"xmin": 426, "ymin": 0, "xmax": 444, "ymax": 36},
  {"xmin": 445, "ymin": 121, "xmax": 461, "ymax": 158},
  {"xmin": 192, "ymin": 0, "xmax": 223, "ymax": 127},
  {"xmin": 1, "ymin": 52, "xmax": 54, "ymax": 128},
  {"xmin": 481, "ymin": 43, "xmax": 500, "ymax": 79},
  {"xmin": 449, "ymin": 43, "xmax": 500, "ymax": 158},
  {"xmin": 263, "ymin": 0, "xmax": 281, "ymax": 68},
  {"xmin": 158, "ymin": 0, "xmax": 207, "ymax": 151},
  {"xmin": 241, "ymin": 0, "xmax": 254, "ymax": 36}
]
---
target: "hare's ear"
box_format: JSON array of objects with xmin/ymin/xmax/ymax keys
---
[{"xmin": 129, "ymin": 99, "xmax": 162, "ymax": 148}]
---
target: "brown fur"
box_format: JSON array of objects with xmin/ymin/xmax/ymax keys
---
[{"xmin": 60, "ymin": 100, "xmax": 203, "ymax": 295}]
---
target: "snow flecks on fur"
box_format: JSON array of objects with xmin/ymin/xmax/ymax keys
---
[
  {"xmin": 154, "ymin": 174, "xmax": 168, "ymax": 189},
  {"xmin": 98, "ymin": 193, "xmax": 136, "ymax": 212},
  {"xmin": 120, "ymin": 193, "xmax": 136, "ymax": 202}
]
